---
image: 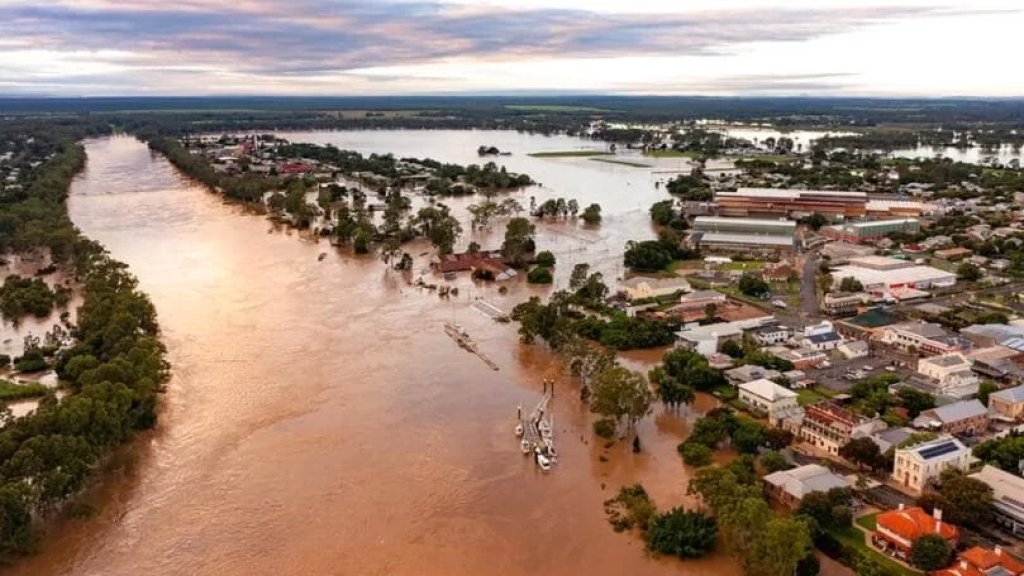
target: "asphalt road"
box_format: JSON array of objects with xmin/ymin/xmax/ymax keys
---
[{"xmin": 800, "ymin": 250, "xmax": 820, "ymax": 317}]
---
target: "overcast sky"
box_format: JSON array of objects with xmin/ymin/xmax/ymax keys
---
[{"xmin": 0, "ymin": 0, "xmax": 1021, "ymax": 97}]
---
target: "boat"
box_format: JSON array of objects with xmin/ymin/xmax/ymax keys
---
[
  {"xmin": 535, "ymin": 450, "xmax": 552, "ymax": 471},
  {"xmin": 514, "ymin": 424, "xmax": 523, "ymax": 437},
  {"xmin": 318, "ymin": 252, "xmax": 327, "ymax": 261},
  {"xmin": 520, "ymin": 439, "xmax": 531, "ymax": 454}
]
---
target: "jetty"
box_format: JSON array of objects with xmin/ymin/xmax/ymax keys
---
[
  {"xmin": 516, "ymin": 382, "xmax": 556, "ymax": 471},
  {"xmin": 443, "ymin": 322, "xmax": 499, "ymax": 371}
]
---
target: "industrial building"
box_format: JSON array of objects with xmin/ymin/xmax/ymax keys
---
[
  {"xmin": 690, "ymin": 216, "xmax": 797, "ymax": 253},
  {"xmin": 714, "ymin": 187, "xmax": 925, "ymax": 219},
  {"xmin": 830, "ymin": 256, "xmax": 955, "ymax": 296},
  {"xmin": 821, "ymin": 218, "xmax": 920, "ymax": 243}
]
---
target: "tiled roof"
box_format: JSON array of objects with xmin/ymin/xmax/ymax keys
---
[{"xmin": 876, "ymin": 506, "xmax": 959, "ymax": 541}]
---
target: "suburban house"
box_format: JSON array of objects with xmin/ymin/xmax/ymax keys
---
[
  {"xmin": 618, "ymin": 276, "xmax": 691, "ymax": 301},
  {"xmin": 738, "ymin": 379, "xmax": 800, "ymax": 426},
  {"xmin": 934, "ymin": 546, "xmax": 1024, "ymax": 576},
  {"xmin": 913, "ymin": 400, "xmax": 989, "ymax": 436},
  {"xmin": 873, "ymin": 505, "xmax": 959, "ymax": 560},
  {"xmin": 434, "ymin": 251, "xmax": 516, "ymax": 280},
  {"xmin": 892, "ymin": 436, "xmax": 973, "ymax": 492},
  {"xmin": 989, "ymin": 386, "xmax": 1024, "ymax": 422},
  {"xmin": 802, "ymin": 331, "xmax": 843, "ymax": 352},
  {"xmin": 674, "ymin": 290, "xmax": 727, "ymax": 311},
  {"xmin": 762, "ymin": 464, "xmax": 848, "ymax": 508},
  {"xmin": 880, "ymin": 321, "xmax": 963, "ymax": 355},
  {"xmin": 749, "ymin": 323, "xmax": 791, "ymax": 346},
  {"xmin": 797, "ymin": 401, "xmax": 884, "ymax": 456},
  {"xmin": 971, "ymin": 465, "xmax": 1024, "ymax": 538}
]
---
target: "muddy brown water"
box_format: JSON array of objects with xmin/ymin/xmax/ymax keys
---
[{"xmin": 10, "ymin": 133, "xmax": 803, "ymax": 575}]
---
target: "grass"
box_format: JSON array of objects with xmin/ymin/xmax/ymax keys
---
[
  {"xmin": 829, "ymin": 524, "xmax": 920, "ymax": 576},
  {"xmin": 719, "ymin": 260, "xmax": 765, "ymax": 271},
  {"xmin": 589, "ymin": 157, "xmax": 652, "ymax": 168},
  {"xmin": 528, "ymin": 150, "xmax": 611, "ymax": 158},
  {"xmin": 797, "ymin": 388, "xmax": 829, "ymax": 406},
  {"xmin": 856, "ymin": 512, "xmax": 879, "ymax": 531},
  {"xmin": 668, "ymin": 259, "xmax": 704, "ymax": 273},
  {"xmin": 0, "ymin": 380, "xmax": 49, "ymax": 401},
  {"xmin": 642, "ymin": 149, "xmax": 699, "ymax": 158}
]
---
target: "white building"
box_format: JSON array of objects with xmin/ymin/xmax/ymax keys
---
[
  {"xmin": 880, "ymin": 322, "xmax": 961, "ymax": 355},
  {"xmin": 739, "ymin": 379, "xmax": 800, "ymax": 426},
  {"xmin": 838, "ymin": 340, "xmax": 870, "ymax": 359},
  {"xmin": 917, "ymin": 353, "xmax": 980, "ymax": 397},
  {"xmin": 892, "ymin": 436, "xmax": 973, "ymax": 493},
  {"xmin": 831, "ymin": 256, "xmax": 956, "ymax": 296},
  {"xmin": 971, "ymin": 465, "xmax": 1024, "ymax": 537},
  {"xmin": 676, "ymin": 316, "xmax": 773, "ymax": 357},
  {"xmin": 763, "ymin": 464, "xmax": 849, "ymax": 508},
  {"xmin": 750, "ymin": 323, "xmax": 791, "ymax": 346}
]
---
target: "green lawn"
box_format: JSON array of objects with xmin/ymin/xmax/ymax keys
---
[
  {"xmin": 589, "ymin": 157, "xmax": 652, "ymax": 168},
  {"xmin": 642, "ymin": 149, "xmax": 699, "ymax": 158},
  {"xmin": 719, "ymin": 260, "xmax": 765, "ymax": 271},
  {"xmin": 797, "ymin": 388, "xmax": 828, "ymax": 406},
  {"xmin": 528, "ymin": 150, "xmax": 611, "ymax": 158},
  {"xmin": 829, "ymin": 524, "xmax": 920, "ymax": 576},
  {"xmin": 856, "ymin": 512, "xmax": 879, "ymax": 531},
  {"xmin": 668, "ymin": 259, "xmax": 704, "ymax": 273}
]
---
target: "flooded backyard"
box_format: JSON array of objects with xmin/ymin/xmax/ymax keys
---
[{"xmin": 10, "ymin": 133, "xmax": 746, "ymax": 576}]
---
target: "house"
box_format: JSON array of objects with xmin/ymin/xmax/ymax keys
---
[
  {"xmin": 880, "ymin": 321, "xmax": 963, "ymax": 355},
  {"xmin": 802, "ymin": 331, "xmax": 842, "ymax": 351},
  {"xmin": 724, "ymin": 364, "xmax": 781, "ymax": 386},
  {"xmin": 675, "ymin": 290, "xmax": 727, "ymax": 311},
  {"xmin": 970, "ymin": 465, "xmax": 1024, "ymax": 537},
  {"xmin": 763, "ymin": 464, "xmax": 849, "ymax": 508},
  {"xmin": 859, "ymin": 426, "xmax": 913, "ymax": 454},
  {"xmin": 913, "ymin": 400, "xmax": 988, "ymax": 436},
  {"xmin": 873, "ymin": 505, "xmax": 959, "ymax": 559},
  {"xmin": 989, "ymin": 386, "xmax": 1024, "ymax": 422},
  {"xmin": 761, "ymin": 262, "xmax": 796, "ymax": 283},
  {"xmin": 935, "ymin": 546, "xmax": 1024, "ymax": 576},
  {"xmin": 798, "ymin": 401, "xmax": 884, "ymax": 456},
  {"xmin": 618, "ymin": 276, "xmax": 691, "ymax": 301},
  {"xmin": 837, "ymin": 340, "xmax": 869, "ymax": 359},
  {"xmin": 892, "ymin": 436, "xmax": 973, "ymax": 492},
  {"xmin": 967, "ymin": 346, "xmax": 1024, "ymax": 385},
  {"xmin": 770, "ymin": 346, "xmax": 829, "ymax": 370},
  {"xmin": 739, "ymin": 379, "xmax": 800, "ymax": 426},
  {"xmin": 934, "ymin": 246, "xmax": 974, "ymax": 261},
  {"xmin": 749, "ymin": 323, "xmax": 791, "ymax": 346},
  {"xmin": 675, "ymin": 317, "xmax": 773, "ymax": 357}
]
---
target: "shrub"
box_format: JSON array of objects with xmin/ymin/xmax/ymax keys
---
[
  {"xmin": 534, "ymin": 250, "xmax": 556, "ymax": 267},
  {"xmin": 909, "ymin": 534, "xmax": 953, "ymax": 571},
  {"xmin": 679, "ymin": 441, "xmax": 714, "ymax": 467},
  {"xmin": 14, "ymin": 351, "xmax": 48, "ymax": 373},
  {"xmin": 646, "ymin": 508, "xmax": 717, "ymax": 558},
  {"xmin": 527, "ymin": 266, "xmax": 553, "ymax": 284},
  {"xmin": 0, "ymin": 354, "xmax": 10, "ymax": 369},
  {"xmin": 593, "ymin": 417, "xmax": 617, "ymax": 439}
]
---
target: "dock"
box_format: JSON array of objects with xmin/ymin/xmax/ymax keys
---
[
  {"xmin": 443, "ymin": 322, "xmax": 499, "ymax": 371},
  {"xmin": 517, "ymin": 382, "xmax": 556, "ymax": 470}
]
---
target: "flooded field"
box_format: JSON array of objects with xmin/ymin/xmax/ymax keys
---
[{"xmin": 10, "ymin": 133, "xmax": 747, "ymax": 576}]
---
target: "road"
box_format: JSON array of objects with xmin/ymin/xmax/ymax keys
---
[{"xmin": 800, "ymin": 249, "xmax": 820, "ymax": 317}]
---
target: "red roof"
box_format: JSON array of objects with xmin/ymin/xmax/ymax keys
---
[
  {"xmin": 935, "ymin": 547, "xmax": 1024, "ymax": 576},
  {"xmin": 876, "ymin": 507, "xmax": 959, "ymax": 542},
  {"xmin": 280, "ymin": 162, "xmax": 314, "ymax": 174}
]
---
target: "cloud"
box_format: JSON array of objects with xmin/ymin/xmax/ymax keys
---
[{"xmin": 0, "ymin": 1, "xmax": 1013, "ymax": 95}]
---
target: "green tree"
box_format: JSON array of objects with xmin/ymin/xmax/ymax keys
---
[
  {"xmin": 745, "ymin": 517, "xmax": 812, "ymax": 576},
  {"xmin": 738, "ymin": 273, "xmax": 770, "ymax": 297},
  {"xmin": 680, "ymin": 442, "xmax": 714, "ymax": 467},
  {"xmin": 646, "ymin": 508, "xmax": 717, "ymax": 559},
  {"xmin": 501, "ymin": 217, "xmax": 536, "ymax": 268},
  {"xmin": 534, "ymin": 250, "xmax": 556, "ymax": 267},
  {"xmin": 839, "ymin": 437, "xmax": 886, "ymax": 472},
  {"xmin": 934, "ymin": 471, "xmax": 993, "ymax": 528},
  {"xmin": 958, "ymin": 262, "xmax": 983, "ymax": 282},
  {"xmin": 569, "ymin": 263, "xmax": 590, "ymax": 290},
  {"xmin": 978, "ymin": 380, "xmax": 1000, "ymax": 406},
  {"xmin": 604, "ymin": 484, "xmax": 656, "ymax": 532},
  {"xmin": 897, "ymin": 387, "xmax": 936, "ymax": 418},
  {"xmin": 838, "ymin": 276, "xmax": 864, "ymax": 292},
  {"xmin": 703, "ymin": 302, "xmax": 718, "ymax": 324},
  {"xmin": 759, "ymin": 450, "xmax": 793, "ymax": 473},
  {"xmin": 649, "ymin": 366, "xmax": 695, "ymax": 410},
  {"xmin": 581, "ymin": 203, "xmax": 602, "ymax": 225},
  {"xmin": 650, "ymin": 199, "xmax": 679, "ymax": 227},
  {"xmin": 909, "ymin": 534, "xmax": 953, "ymax": 571},
  {"xmin": 623, "ymin": 240, "xmax": 672, "ymax": 272},
  {"xmin": 590, "ymin": 366, "xmax": 654, "ymax": 430},
  {"xmin": 527, "ymin": 266, "xmax": 553, "ymax": 284},
  {"xmin": 805, "ymin": 212, "xmax": 828, "ymax": 231}
]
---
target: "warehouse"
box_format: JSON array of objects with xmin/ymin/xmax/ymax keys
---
[
  {"xmin": 715, "ymin": 188, "xmax": 868, "ymax": 218},
  {"xmin": 821, "ymin": 218, "xmax": 920, "ymax": 243},
  {"xmin": 691, "ymin": 216, "xmax": 797, "ymax": 253},
  {"xmin": 830, "ymin": 257, "xmax": 955, "ymax": 295}
]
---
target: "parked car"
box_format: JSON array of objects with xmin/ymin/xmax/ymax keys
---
[{"xmin": 771, "ymin": 299, "xmax": 788, "ymax": 309}]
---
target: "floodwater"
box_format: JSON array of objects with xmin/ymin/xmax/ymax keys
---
[
  {"xmin": 11, "ymin": 134, "xmax": 745, "ymax": 576},
  {"xmin": 889, "ymin": 144, "xmax": 1024, "ymax": 165}
]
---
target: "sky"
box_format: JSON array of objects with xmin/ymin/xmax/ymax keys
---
[{"xmin": 0, "ymin": 0, "xmax": 1021, "ymax": 97}]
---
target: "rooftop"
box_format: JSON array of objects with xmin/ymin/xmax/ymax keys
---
[
  {"xmin": 990, "ymin": 385, "xmax": 1024, "ymax": 404},
  {"xmin": 693, "ymin": 216, "xmax": 797, "ymax": 228},
  {"xmin": 727, "ymin": 187, "xmax": 867, "ymax": 200},
  {"xmin": 971, "ymin": 465, "xmax": 1024, "ymax": 520},
  {"xmin": 763, "ymin": 464, "xmax": 848, "ymax": 500},
  {"xmin": 698, "ymin": 232, "xmax": 796, "ymax": 247},
  {"xmin": 899, "ymin": 436, "xmax": 968, "ymax": 461},
  {"xmin": 740, "ymin": 378, "xmax": 798, "ymax": 402},
  {"xmin": 831, "ymin": 264, "xmax": 956, "ymax": 289},
  {"xmin": 921, "ymin": 353, "xmax": 970, "ymax": 369},
  {"xmin": 918, "ymin": 399, "xmax": 987, "ymax": 424},
  {"xmin": 876, "ymin": 506, "xmax": 959, "ymax": 542},
  {"xmin": 889, "ymin": 321, "xmax": 953, "ymax": 340}
]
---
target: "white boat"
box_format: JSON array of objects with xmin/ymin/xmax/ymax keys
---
[
  {"xmin": 535, "ymin": 451, "xmax": 552, "ymax": 471},
  {"xmin": 514, "ymin": 424, "xmax": 523, "ymax": 437},
  {"xmin": 520, "ymin": 439, "xmax": 531, "ymax": 454}
]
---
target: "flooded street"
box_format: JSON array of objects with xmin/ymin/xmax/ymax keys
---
[{"xmin": 13, "ymin": 135, "xmax": 741, "ymax": 576}]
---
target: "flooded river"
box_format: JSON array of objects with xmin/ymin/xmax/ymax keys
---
[{"xmin": 11, "ymin": 134, "xmax": 746, "ymax": 576}]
